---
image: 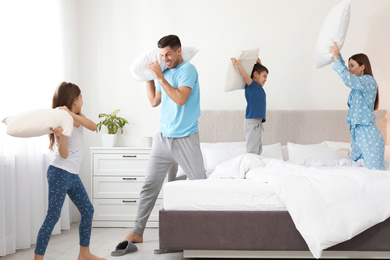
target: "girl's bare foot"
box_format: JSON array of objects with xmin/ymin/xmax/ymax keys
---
[
  {"xmin": 78, "ymin": 246, "xmax": 106, "ymax": 260},
  {"xmin": 34, "ymin": 254, "xmax": 44, "ymax": 260}
]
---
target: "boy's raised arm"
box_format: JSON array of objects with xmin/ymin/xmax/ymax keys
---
[{"xmin": 231, "ymin": 58, "xmax": 253, "ymax": 86}]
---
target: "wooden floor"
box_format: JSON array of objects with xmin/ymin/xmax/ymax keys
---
[{"xmin": 0, "ymin": 223, "xmax": 186, "ymax": 260}]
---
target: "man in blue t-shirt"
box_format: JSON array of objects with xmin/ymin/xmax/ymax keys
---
[
  {"xmin": 112, "ymin": 35, "xmax": 206, "ymax": 255},
  {"xmin": 231, "ymin": 57, "xmax": 268, "ymax": 155}
]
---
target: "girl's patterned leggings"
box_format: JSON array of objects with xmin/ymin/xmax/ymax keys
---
[{"xmin": 35, "ymin": 165, "xmax": 94, "ymax": 255}]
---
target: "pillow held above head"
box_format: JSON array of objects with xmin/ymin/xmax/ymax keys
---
[
  {"xmin": 2, "ymin": 108, "xmax": 74, "ymax": 138},
  {"xmin": 129, "ymin": 46, "xmax": 199, "ymax": 82},
  {"xmin": 316, "ymin": 0, "xmax": 350, "ymax": 68},
  {"xmin": 224, "ymin": 47, "xmax": 259, "ymax": 92}
]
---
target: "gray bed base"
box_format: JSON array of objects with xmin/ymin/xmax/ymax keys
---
[
  {"xmin": 159, "ymin": 110, "xmax": 389, "ymax": 258},
  {"xmin": 159, "ymin": 210, "xmax": 390, "ymax": 259}
]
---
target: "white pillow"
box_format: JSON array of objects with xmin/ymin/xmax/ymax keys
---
[
  {"xmin": 176, "ymin": 142, "xmax": 283, "ymax": 177},
  {"xmin": 176, "ymin": 142, "xmax": 245, "ymax": 177},
  {"xmin": 316, "ymin": 0, "xmax": 350, "ymax": 68},
  {"xmin": 323, "ymin": 141, "xmax": 351, "ymax": 157},
  {"xmin": 2, "ymin": 108, "xmax": 74, "ymax": 137},
  {"xmin": 224, "ymin": 47, "xmax": 259, "ymax": 92},
  {"xmin": 129, "ymin": 46, "xmax": 199, "ymax": 82},
  {"xmin": 281, "ymin": 145, "xmax": 289, "ymax": 161},
  {"xmin": 385, "ymin": 146, "xmax": 390, "ymax": 170},
  {"xmin": 261, "ymin": 142, "xmax": 284, "ymax": 160},
  {"xmin": 287, "ymin": 142, "xmax": 349, "ymax": 165}
]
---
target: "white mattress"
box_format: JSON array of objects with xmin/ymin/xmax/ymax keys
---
[{"xmin": 163, "ymin": 179, "xmax": 287, "ymax": 211}]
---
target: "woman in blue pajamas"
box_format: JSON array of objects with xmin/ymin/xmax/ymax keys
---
[
  {"xmin": 330, "ymin": 43, "xmax": 385, "ymax": 170},
  {"xmin": 34, "ymin": 82, "xmax": 106, "ymax": 260}
]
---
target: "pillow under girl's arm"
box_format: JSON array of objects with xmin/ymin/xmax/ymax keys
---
[{"xmin": 231, "ymin": 58, "xmax": 253, "ymax": 86}]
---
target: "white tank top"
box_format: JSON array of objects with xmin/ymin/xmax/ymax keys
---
[{"xmin": 51, "ymin": 126, "xmax": 83, "ymax": 174}]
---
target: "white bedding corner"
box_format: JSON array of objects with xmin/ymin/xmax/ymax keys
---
[{"xmin": 210, "ymin": 153, "xmax": 390, "ymax": 259}]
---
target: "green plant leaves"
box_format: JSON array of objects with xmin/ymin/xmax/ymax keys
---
[
  {"xmin": 96, "ymin": 109, "xmax": 128, "ymax": 134},
  {"xmin": 110, "ymin": 109, "xmax": 120, "ymax": 117}
]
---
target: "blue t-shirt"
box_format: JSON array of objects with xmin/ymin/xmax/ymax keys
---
[
  {"xmin": 156, "ymin": 61, "xmax": 200, "ymax": 137},
  {"xmin": 245, "ymin": 81, "xmax": 266, "ymax": 121}
]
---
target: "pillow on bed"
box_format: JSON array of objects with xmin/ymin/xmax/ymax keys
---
[
  {"xmin": 176, "ymin": 142, "xmax": 283, "ymax": 177},
  {"xmin": 129, "ymin": 46, "xmax": 199, "ymax": 82},
  {"xmin": 262, "ymin": 142, "xmax": 284, "ymax": 160},
  {"xmin": 281, "ymin": 145, "xmax": 288, "ymax": 161},
  {"xmin": 323, "ymin": 141, "xmax": 351, "ymax": 156},
  {"xmin": 385, "ymin": 146, "xmax": 390, "ymax": 170},
  {"xmin": 224, "ymin": 47, "xmax": 259, "ymax": 92},
  {"xmin": 287, "ymin": 142, "xmax": 349, "ymax": 165},
  {"xmin": 2, "ymin": 108, "xmax": 74, "ymax": 137},
  {"xmin": 316, "ymin": 0, "xmax": 350, "ymax": 68},
  {"xmin": 200, "ymin": 142, "xmax": 246, "ymax": 174}
]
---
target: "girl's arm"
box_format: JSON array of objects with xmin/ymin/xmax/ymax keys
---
[
  {"xmin": 231, "ymin": 58, "xmax": 253, "ymax": 86},
  {"xmin": 59, "ymin": 107, "xmax": 97, "ymax": 131},
  {"xmin": 51, "ymin": 127, "xmax": 68, "ymax": 159},
  {"xmin": 75, "ymin": 113, "xmax": 97, "ymax": 131}
]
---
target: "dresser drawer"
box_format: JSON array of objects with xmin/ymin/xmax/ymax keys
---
[
  {"xmin": 93, "ymin": 198, "xmax": 163, "ymax": 222},
  {"xmin": 93, "ymin": 153, "xmax": 150, "ymax": 176},
  {"xmin": 93, "ymin": 176, "xmax": 163, "ymax": 199}
]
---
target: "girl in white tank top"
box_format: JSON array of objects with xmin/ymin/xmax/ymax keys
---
[{"xmin": 34, "ymin": 82, "xmax": 106, "ymax": 260}]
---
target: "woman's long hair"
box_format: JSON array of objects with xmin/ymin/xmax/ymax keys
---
[
  {"xmin": 349, "ymin": 53, "xmax": 379, "ymax": 110},
  {"xmin": 49, "ymin": 82, "xmax": 81, "ymax": 150}
]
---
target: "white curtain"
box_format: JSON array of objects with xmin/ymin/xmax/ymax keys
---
[{"xmin": 0, "ymin": 0, "xmax": 75, "ymax": 256}]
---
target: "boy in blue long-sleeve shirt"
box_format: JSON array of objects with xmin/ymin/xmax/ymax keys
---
[{"xmin": 231, "ymin": 58, "xmax": 268, "ymax": 155}]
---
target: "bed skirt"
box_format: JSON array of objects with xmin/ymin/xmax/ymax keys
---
[{"xmin": 159, "ymin": 210, "xmax": 390, "ymax": 252}]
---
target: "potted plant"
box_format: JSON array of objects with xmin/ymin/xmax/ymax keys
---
[{"xmin": 96, "ymin": 109, "xmax": 128, "ymax": 147}]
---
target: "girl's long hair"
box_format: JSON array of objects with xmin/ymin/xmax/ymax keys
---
[
  {"xmin": 49, "ymin": 82, "xmax": 81, "ymax": 150},
  {"xmin": 349, "ymin": 53, "xmax": 379, "ymax": 110}
]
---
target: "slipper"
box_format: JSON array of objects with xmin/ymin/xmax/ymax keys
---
[
  {"xmin": 154, "ymin": 248, "xmax": 183, "ymax": 254},
  {"xmin": 111, "ymin": 240, "xmax": 138, "ymax": 256}
]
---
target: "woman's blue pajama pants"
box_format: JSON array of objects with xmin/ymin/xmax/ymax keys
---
[{"xmin": 350, "ymin": 124, "xmax": 385, "ymax": 170}]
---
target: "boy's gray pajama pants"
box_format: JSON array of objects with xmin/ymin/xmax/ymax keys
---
[
  {"xmin": 133, "ymin": 132, "xmax": 206, "ymax": 235},
  {"xmin": 244, "ymin": 118, "xmax": 264, "ymax": 155}
]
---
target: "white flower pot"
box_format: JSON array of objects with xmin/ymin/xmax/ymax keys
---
[{"xmin": 101, "ymin": 134, "xmax": 117, "ymax": 147}]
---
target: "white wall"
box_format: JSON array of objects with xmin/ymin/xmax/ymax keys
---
[{"xmin": 71, "ymin": 0, "xmax": 390, "ymax": 196}]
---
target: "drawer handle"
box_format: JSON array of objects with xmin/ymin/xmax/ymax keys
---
[
  {"xmin": 122, "ymin": 177, "xmax": 137, "ymax": 181},
  {"xmin": 123, "ymin": 155, "xmax": 137, "ymax": 158},
  {"xmin": 122, "ymin": 200, "xmax": 137, "ymax": 203}
]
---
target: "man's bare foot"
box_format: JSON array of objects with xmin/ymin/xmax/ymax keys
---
[{"xmin": 124, "ymin": 231, "xmax": 143, "ymax": 243}]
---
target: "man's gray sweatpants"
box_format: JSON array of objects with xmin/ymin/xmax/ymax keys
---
[{"xmin": 133, "ymin": 132, "xmax": 206, "ymax": 235}]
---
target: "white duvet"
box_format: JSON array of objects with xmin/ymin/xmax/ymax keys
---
[{"xmin": 209, "ymin": 154, "xmax": 390, "ymax": 259}]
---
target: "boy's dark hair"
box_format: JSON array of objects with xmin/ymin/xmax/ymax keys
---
[
  {"xmin": 250, "ymin": 63, "xmax": 268, "ymax": 79},
  {"xmin": 157, "ymin": 35, "xmax": 181, "ymax": 51}
]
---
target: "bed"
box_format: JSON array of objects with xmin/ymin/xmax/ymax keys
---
[{"xmin": 158, "ymin": 110, "xmax": 390, "ymax": 259}]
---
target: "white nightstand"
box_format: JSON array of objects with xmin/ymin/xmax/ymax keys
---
[{"xmin": 90, "ymin": 147, "xmax": 163, "ymax": 228}]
